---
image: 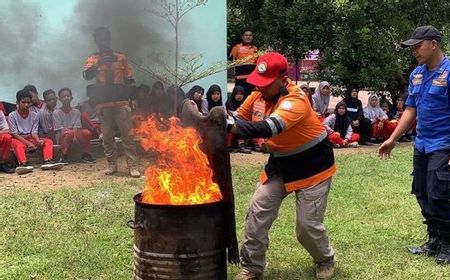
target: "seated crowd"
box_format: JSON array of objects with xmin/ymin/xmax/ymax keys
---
[
  {"xmin": 0, "ymin": 81, "xmax": 415, "ymax": 174},
  {"xmin": 307, "ymin": 82, "xmax": 414, "ymax": 148}
]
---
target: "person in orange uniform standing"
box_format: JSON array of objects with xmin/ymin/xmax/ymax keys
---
[
  {"xmin": 229, "ymin": 52, "xmax": 336, "ymax": 280},
  {"xmin": 83, "ymin": 27, "xmax": 139, "ymax": 177},
  {"xmin": 230, "ymin": 30, "xmax": 259, "ymax": 98}
]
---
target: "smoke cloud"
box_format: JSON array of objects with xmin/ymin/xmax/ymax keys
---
[{"xmin": 0, "ymin": 0, "xmax": 188, "ymax": 102}]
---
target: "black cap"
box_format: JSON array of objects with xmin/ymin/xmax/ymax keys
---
[{"xmin": 401, "ymin": 25, "xmax": 442, "ymax": 48}]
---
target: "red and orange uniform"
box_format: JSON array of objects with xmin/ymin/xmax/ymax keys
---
[{"xmin": 237, "ymin": 81, "xmax": 336, "ymax": 192}]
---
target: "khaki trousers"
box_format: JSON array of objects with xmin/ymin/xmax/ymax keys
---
[
  {"xmin": 101, "ymin": 105, "xmax": 137, "ymax": 167},
  {"xmin": 240, "ymin": 175, "xmax": 335, "ymax": 273}
]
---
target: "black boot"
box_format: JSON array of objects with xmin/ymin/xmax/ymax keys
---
[
  {"xmin": 436, "ymin": 230, "xmax": 450, "ymax": 264},
  {"xmin": 407, "ymin": 221, "xmax": 440, "ymax": 255}
]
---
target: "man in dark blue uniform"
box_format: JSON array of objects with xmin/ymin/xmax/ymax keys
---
[{"xmin": 378, "ymin": 25, "xmax": 450, "ymax": 265}]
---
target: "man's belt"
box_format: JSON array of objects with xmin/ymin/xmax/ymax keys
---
[{"xmin": 86, "ymin": 84, "xmax": 131, "ymax": 105}]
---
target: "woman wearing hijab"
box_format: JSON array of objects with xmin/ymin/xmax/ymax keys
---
[
  {"xmin": 380, "ymin": 99, "xmax": 396, "ymax": 120},
  {"xmin": 186, "ymin": 85, "xmax": 208, "ymax": 115},
  {"xmin": 206, "ymin": 84, "xmax": 224, "ymax": 112},
  {"xmin": 364, "ymin": 93, "xmax": 396, "ymax": 141},
  {"xmin": 312, "ymin": 81, "xmax": 331, "ymax": 120},
  {"xmin": 300, "ymin": 83, "xmax": 313, "ymax": 106},
  {"xmin": 149, "ymin": 81, "xmax": 171, "ymax": 116},
  {"xmin": 226, "ymin": 85, "xmax": 252, "ymax": 154},
  {"xmin": 323, "ymin": 101, "xmax": 360, "ymax": 148},
  {"xmin": 343, "ymin": 86, "xmax": 374, "ymax": 145},
  {"xmin": 226, "ymin": 85, "xmax": 245, "ymax": 112}
]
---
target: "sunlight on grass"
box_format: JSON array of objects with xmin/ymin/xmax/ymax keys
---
[{"xmin": 1, "ymin": 146, "xmax": 449, "ymax": 279}]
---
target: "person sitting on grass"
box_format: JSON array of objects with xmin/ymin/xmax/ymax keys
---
[
  {"xmin": 0, "ymin": 110, "xmax": 14, "ymax": 173},
  {"xmin": 9, "ymin": 90, "xmax": 63, "ymax": 174},
  {"xmin": 312, "ymin": 81, "xmax": 331, "ymax": 120},
  {"xmin": 186, "ymin": 85, "xmax": 208, "ymax": 115},
  {"xmin": 38, "ymin": 89, "xmax": 58, "ymax": 142},
  {"xmin": 391, "ymin": 95, "xmax": 414, "ymax": 142},
  {"xmin": 149, "ymin": 81, "xmax": 171, "ymax": 117},
  {"xmin": 226, "ymin": 85, "xmax": 252, "ymax": 154},
  {"xmin": 53, "ymin": 88, "xmax": 95, "ymax": 164},
  {"xmin": 206, "ymin": 84, "xmax": 224, "ymax": 112},
  {"xmin": 343, "ymin": 86, "xmax": 373, "ymax": 145},
  {"xmin": 300, "ymin": 83, "xmax": 313, "ymax": 107},
  {"xmin": 323, "ymin": 101, "xmax": 360, "ymax": 148},
  {"xmin": 363, "ymin": 94, "xmax": 395, "ymax": 142},
  {"xmin": 380, "ymin": 99, "xmax": 396, "ymax": 120},
  {"xmin": 133, "ymin": 84, "xmax": 152, "ymax": 116},
  {"xmin": 23, "ymin": 84, "xmax": 45, "ymax": 114},
  {"xmin": 76, "ymin": 91, "xmax": 102, "ymax": 140}
]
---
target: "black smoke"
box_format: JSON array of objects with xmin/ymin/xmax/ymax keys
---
[{"xmin": 0, "ymin": 0, "xmax": 178, "ymax": 102}]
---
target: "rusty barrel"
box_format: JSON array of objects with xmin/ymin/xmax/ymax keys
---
[{"xmin": 128, "ymin": 193, "xmax": 227, "ymax": 280}]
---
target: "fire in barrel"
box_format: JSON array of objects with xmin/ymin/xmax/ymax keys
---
[{"xmin": 129, "ymin": 116, "xmax": 227, "ymax": 280}]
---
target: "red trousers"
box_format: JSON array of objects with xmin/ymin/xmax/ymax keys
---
[
  {"xmin": 371, "ymin": 120, "xmax": 397, "ymax": 140},
  {"xmin": 328, "ymin": 132, "xmax": 360, "ymax": 146},
  {"xmin": 11, "ymin": 136, "xmax": 53, "ymax": 164},
  {"xmin": 0, "ymin": 133, "xmax": 12, "ymax": 161},
  {"xmin": 59, "ymin": 129, "xmax": 92, "ymax": 156},
  {"xmin": 80, "ymin": 112, "xmax": 101, "ymax": 138}
]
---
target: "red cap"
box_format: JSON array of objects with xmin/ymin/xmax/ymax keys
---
[{"xmin": 246, "ymin": 52, "xmax": 288, "ymax": 88}]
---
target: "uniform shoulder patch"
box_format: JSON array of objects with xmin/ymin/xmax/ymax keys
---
[{"xmin": 280, "ymin": 101, "xmax": 293, "ymax": 111}]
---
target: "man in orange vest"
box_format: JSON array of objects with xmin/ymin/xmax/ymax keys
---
[
  {"xmin": 229, "ymin": 52, "xmax": 336, "ymax": 280},
  {"xmin": 230, "ymin": 30, "xmax": 259, "ymax": 98},
  {"xmin": 83, "ymin": 27, "xmax": 140, "ymax": 177}
]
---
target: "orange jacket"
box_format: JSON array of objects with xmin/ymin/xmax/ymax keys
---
[
  {"xmin": 237, "ymin": 81, "xmax": 336, "ymax": 191},
  {"xmin": 230, "ymin": 43, "xmax": 258, "ymax": 64},
  {"xmin": 84, "ymin": 51, "xmax": 133, "ymax": 85}
]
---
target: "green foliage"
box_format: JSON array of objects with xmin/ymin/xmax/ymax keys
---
[{"xmin": 228, "ymin": 0, "xmax": 450, "ymax": 95}]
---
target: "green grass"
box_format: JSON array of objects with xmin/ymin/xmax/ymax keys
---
[{"xmin": 1, "ymin": 146, "xmax": 449, "ymax": 279}]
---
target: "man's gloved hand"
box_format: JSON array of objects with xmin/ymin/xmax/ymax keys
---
[{"xmin": 99, "ymin": 52, "xmax": 118, "ymax": 65}]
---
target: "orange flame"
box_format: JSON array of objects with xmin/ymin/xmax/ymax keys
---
[{"xmin": 135, "ymin": 116, "xmax": 222, "ymax": 205}]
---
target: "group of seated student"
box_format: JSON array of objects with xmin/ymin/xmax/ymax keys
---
[
  {"xmin": 131, "ymin": 82, "xmax": 185, "ymax": 119},
  {"xmin": 379, "ymin": 95, "xmax": 414, "ymax": 142},
  {"xmin": 317, "ymin": 85, "xmax": 414, "ymax": 149},
  {"xmin": 0, "ymin": 85, "xmax": 96, "ymax": 175}
]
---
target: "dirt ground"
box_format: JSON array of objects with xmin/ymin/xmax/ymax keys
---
[{"xmin": 0, "ymin": 144, "xmax": 384, "ymax": 193}]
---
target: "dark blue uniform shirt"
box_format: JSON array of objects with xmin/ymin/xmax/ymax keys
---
[{"xmin": 406, "ymin": 56, "xmax": 450, "ymax": 153}]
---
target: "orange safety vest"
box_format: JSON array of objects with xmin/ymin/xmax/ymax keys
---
[{"xmin": 237, "ymin": 81, "xmax": 336, "ymax": 191}]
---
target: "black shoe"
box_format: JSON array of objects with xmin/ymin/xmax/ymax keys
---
[
  {"xmin": 81, "ymin": 153, "xmax": 96, "ymax": 163},
  {"xmin": 436, "ymin": 231, "xmax": 450, "ymax": 264},
  {"xmin": 408, "ymin": 238, "xmax": 441, "ymax": 256},
  {"xmin": 15, "ymin": 163, "xmax": 34, "ymax": 175},
  {"xmin": 41, "ymin": 160, "xmax": 64, "ymax": 170},
  {"xmin": 436, "ymin": 244, "xmax": 450, "ymax": 264},
  {"xmin": 408, "ymin": 222, "xmax": 440, "ymax": 256},
  {"xmin": 253, "ymin": 146, "xmax": 263, "ymax": 152},
  {"xmin": 59, "ymin": 155, "xmax": 69, "ymax": 165},
  {"xmin": 238, "ymin": 146, "xmax": 252, "ymax": 154},
  {"xmin": 0, "ymin": 163, "xmax": 15, "ymax": 173}
]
